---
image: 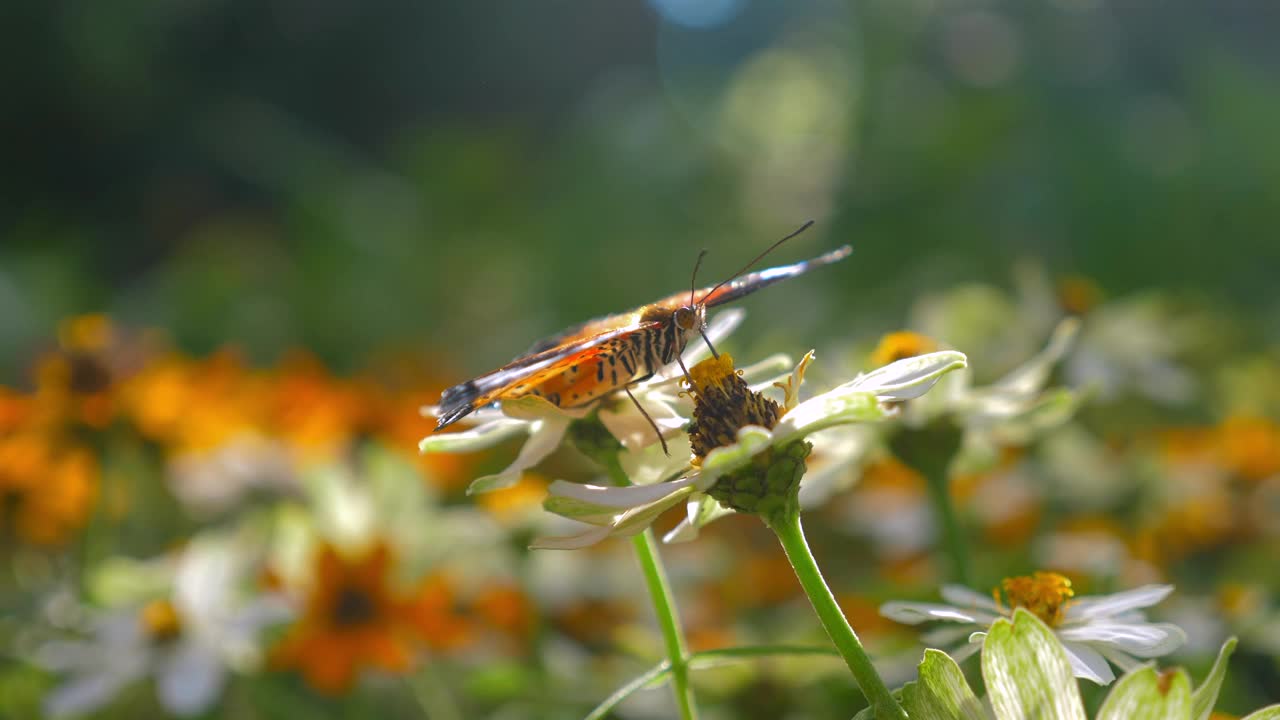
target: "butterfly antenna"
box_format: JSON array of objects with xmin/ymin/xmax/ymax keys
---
[
  {"xmin": 690, "ymin": 248, "xmax": 708, "ymax": 308},
  {"xmin": 701, "ymin": 220, "xmax": 815, "ymax": 304}
]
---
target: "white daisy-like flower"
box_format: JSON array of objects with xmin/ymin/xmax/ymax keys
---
[
  {"xmin": 879, "ymin": 571, "xmax": 1187, "ymax": 685},
  {"xmin": 533, "ymin": 349, "xmax": 968, "ymax": 549},
  {"xmin": 37, "ymin": 534, "xmax": 290, "ymax": 717},
  {"xmin": 418, "ymin": 309, "xmax": 745, "ymax": 494}
]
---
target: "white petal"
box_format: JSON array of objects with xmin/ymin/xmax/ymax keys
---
[
  {"xmin": 546, "ymin": 477, "xmax": 696, "ymax": 509},
  {"xmin": 529, "ymin": 525, "xmax": 615, "ymax": 550},
  {"xmin": 45, "ymin": 672, "xmax": 134, "ymax": 718},
  {"xmin": 1059, "ymin": 641, "xmax": 1116, "ymax": 685},
  {"xmin": 847, "ymin": 351, "xmax": 969, "ymax": 401},
  {"xmin": 467, "ymin": 415, "xmax": 571, "ymax": 494},
  {"xmin": 500, "ymin": 394, "xmax": 596, "ymax": 421},
  {"xmin": 940, "ymin": 585, "xmax": 1003, "ymax": 613},
  {"xmin": 617, "ymin": 434, "xmax": 692, "ymax": 487},
  {"xmin": 1057, "ymin": 622, "xmax": 1186, "ymax": 657},
  {"xmin": 921, "ymin": 625, "xmax": 976, "ymax": 647},
  {"xmin": 879, "ymin": 602, "xmax": 989, "ymax": 625},
  {"xmin": 1093, "ymin": 645, "xmax": 1145, "ymax": 673},
  {"xmin": 772, "ymin": 389, "xmax": 884, "ymax": 446},
  {"xmin": 598, "ymin": 397, "xmax": 685, "ymax": 452},
  {"xmin": 157, "ymin": 642, "xmax": 225, "ymax": 716},
  {"xmin": 662, "ymin": 495, "xmax": 733, "ymax": 544},
  {"xmin": 950, "ymin": 637, "xmax": 983, "ymax": 663},
  {"xmin": 990, "ymin": 318, "xmax": 1079, "ymax": 397},
  {"xmin": 418, "ymin": 417, "xmax": 527, "ymax": 454},
  {"xmin": 1066, "ymin": 585, "xmax": 1174, "ymax": 621}
]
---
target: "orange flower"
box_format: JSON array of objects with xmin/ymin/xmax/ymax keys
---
[
  {"xmin": 271, "ymin": 543, "xmax": 471, "ymax": 693},
  {"xmin": 269, "ymin": 353, "xmax": 371, "ymax": 460},
  {"xmin": 869, "ymin": 331, "xmax": 938, "ymax": 368},
  {"xmin": 1056, "ymin": 275, "xmax": 1103, "ymax": 316},
  {"xmin": 0, "ymin": 433, "xmax": 98, "ymax": 547},
  {"xmin": 29, "ymin": 314, "xmax": 151, "ymax": 430},
  {"xmin": 1217, "ymin": 415, "xmax": 1280, "ymax": 482}
]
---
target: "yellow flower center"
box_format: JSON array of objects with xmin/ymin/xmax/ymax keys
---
[
  {"xmin": 995, "ymin": 571, "xmax": 1074, "ymax": 626},
  {"xmin": 869, "ymin": 332, "xmax": 937, "ymax": 368},
  {"xmin": 1056, "ymin": 275, "xmax": 1103, "ymax": 315},
  {"xmin": 141, "ymin": 599, "xmax": 183, "ymax": 642},
  {"xmin": 686, "ymin": 353, "xmax": 782, "ymax": 462}
]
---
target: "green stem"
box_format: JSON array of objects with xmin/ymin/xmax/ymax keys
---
[
  {"xmin": 599, "ymin": 452, "xmax": 698, "ymax": 720},
  {"xmin": 770, "ymin": 511, "xmax": 907, "ymax": 720},
  {"xmin": 923, "ymin": 463, "xmax": 971, "ymax": 586},
  {"xmin": 631, "ymin": 529, "xmax": 698, "ymax": 720}
]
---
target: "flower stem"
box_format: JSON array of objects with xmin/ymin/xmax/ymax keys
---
[
  {"xmin": 923, "ymin": 462, "xmax": 971, "ymax": 586},
  {"xmin": 599, "ymin": 451, "xmax": 698, "ymax": 720},
  {"xmin": 631, "ymin": 529, "xmax": 698, "ymax": 720},
  {"xmin": 769, "ymin": 511, "xmax": 907, "ymax": 720},
  {"xmin": 889, "ymin": 422, "xmax": 970, "ymax": 586}
]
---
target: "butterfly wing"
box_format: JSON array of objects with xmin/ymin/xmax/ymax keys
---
[
  {"xmin": 435, "ymin": 321, "xmax": 659, "ymax": 429},
  {"xmin": 639, "ymin": 245, "xmax": 853, "ymax": 315}
]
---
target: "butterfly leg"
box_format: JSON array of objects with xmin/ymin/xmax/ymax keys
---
[{"xmin": 623, "ymin": 383, "xmax": 670, "ymax": 457}]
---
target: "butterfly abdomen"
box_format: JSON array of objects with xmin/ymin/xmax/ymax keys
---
[{"xmin": 513, "ymin": 321, "xmax": 683, "ymax": 409}]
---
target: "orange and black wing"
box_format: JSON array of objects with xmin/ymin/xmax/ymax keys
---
[
  {"xmin": 435, "ymin": 321, "xmax": 659, "ymax": 429},
  {"xmin": 644, "ymin": 245, "xmax": 853, "ymax": 314}
]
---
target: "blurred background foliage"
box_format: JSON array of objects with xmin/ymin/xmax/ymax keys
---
[
  {"xmin": 3, "ymin": 1, "xmax": 1280, "ymax": 719},
  {"xmin": 4, "ymin": 0, "xmax": 1279, "ymax": 377}
]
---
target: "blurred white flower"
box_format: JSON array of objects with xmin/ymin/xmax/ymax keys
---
[
  {"xmin": 880, "ymin": 572, "xmax": 1186, "ymax": 685},
  {"xmin": 534, "ymin": 350, "xmax": 967, "ymax": 548},
  {"xmin": 38, "ymin": 534, "xmax": 289, "ymax": 717}
]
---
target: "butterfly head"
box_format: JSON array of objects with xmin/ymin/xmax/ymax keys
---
[{"xmin": 673, "ymin": 304, "xmax": 705, "ymax": 334}]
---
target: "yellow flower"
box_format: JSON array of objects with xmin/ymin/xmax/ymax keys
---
[
  {"xmin": 995, "ymin": 571, "xmax": 1075, "ymax": 627},
  {"xmin": 271, "ymin": 542, "xmax": 472, "ymax": 694},
  {"xmin": 0, "ymin": 433, "xmax": 97, "ymax": 547}
]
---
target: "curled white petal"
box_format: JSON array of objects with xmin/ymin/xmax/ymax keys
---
[
  {"xmin": 848, "ymin": 350, "xmax": 969, "ymax": 401},
  {"xmin": 879, "ymin": 601, "xmax": 993, "ymax": 625},
  {"xmin": 546, "ymin": 477, "xmax": 697, "ymax": 510},
  {"xmin": 529, "ymin": 525, "xmax": 616, "ymax": 550},
  {"xmin": 694, "ymin": 426, "xmax": 775, "ymax": 488},
  {"xmin": 1057, "ymin": 622, "xmax": 1187, "ymax": 657},
  {"xmin": 467, "ymin": 416, "xmax": 572, "ymax": 494},
  {"xmin": 1065, "ymin": 585, "xmax": 1174, "ymax": 621},
  {"xmin": 419, "ymin": 417, "xmax": 526, "ymax": 454}
]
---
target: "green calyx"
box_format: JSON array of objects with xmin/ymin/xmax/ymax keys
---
[{"xmin": 705, "ymin": 439, "xmax": 812, "ymax": 526}]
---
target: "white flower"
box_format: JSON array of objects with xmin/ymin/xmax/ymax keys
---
[
  {"xmin": 534, "ymin": 350, "xmax": 968, "ymax": 548},
  {"xmin": 38, "ymin": 535, "xmax": 290, "ymax": 717},
  {"xmin": 419, "ymin": 309, "xmax": 745, "ymax": 494},
  {"xmin": 880, "ymin": 574, "xmax": 1187, "ymax": 685}
]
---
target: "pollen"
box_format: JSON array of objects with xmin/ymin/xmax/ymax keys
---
[
  {"xmin": 141, "ymin": 598, "xmax": 183, "ymax": 642},
  {"xmin": 686, "ymin": 353, "xmax": 782, "ymax": 462},
  {"xmin": 869, "ymin": 331, "xmax": 938, "ymax": 368},
  {"xmin": 995, "ymin": 571, "xmax": 1075, "ymax": 627}
]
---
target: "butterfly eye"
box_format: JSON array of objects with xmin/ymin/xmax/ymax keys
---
[{"xmin": 674, "ymin": 307, "xmax": 697, "ymax": 331}]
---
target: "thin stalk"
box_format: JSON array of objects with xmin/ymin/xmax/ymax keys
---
[
  {"xmin": 630, "ymin": 529, "xmax": 698, "ymax": 720},
  {"xmin": 602, "ymin": 454, "xmax": 698, "ymax": 720},
  {"xmin": 770, "ymin": 511, "xmax": 907, "ymax": 720},
  {"xmin": 923, "ymin": 464, "xmax": 971, "ymax": 586}
]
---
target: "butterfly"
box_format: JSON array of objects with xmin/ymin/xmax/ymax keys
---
[{"xmin": 433, "ymin": 221, "xmax": 851, "ymax": 453}]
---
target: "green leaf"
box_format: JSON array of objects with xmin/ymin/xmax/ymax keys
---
[
  {"xmin": 901, "ymin": 649, "xmax": 987, "ymax": 720},
  {"xmin": 1096, "ymin": 666, "xmax": 1192, "ymax": 720},
  {"xmin": 982, "ymin": 608, "xmax": 1086, "ymax": 720},
  {"xmin": 1241, "ymin": 706, "xmax": 1280, "ymax": 720},
  {"xmin": 1191, "ymin": 637, "xmax": 1237, "ymax": 720}
]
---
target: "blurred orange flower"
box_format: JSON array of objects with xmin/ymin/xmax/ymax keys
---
[
  {"xmin": 0, "ymin": 433, "xmax": 97, "ymax": 547},
  {"xmin": 1217, "ymin": 415, "xmax": 1280, "ymax": 482},
  {"xmin": 271, "ymin": 542, "xmax": 472, "ymax": 693},
  {"xmin": 269, "ymin": 352, "xmax": 371, "ymax": 460},
  {"xmin": 869, "ymin": 331, "xmax": 938, "ymax": 368}
]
